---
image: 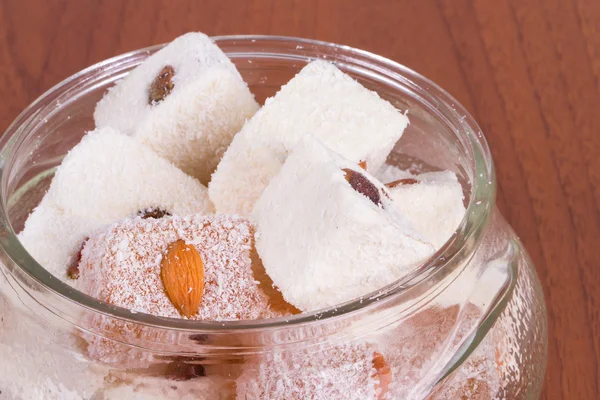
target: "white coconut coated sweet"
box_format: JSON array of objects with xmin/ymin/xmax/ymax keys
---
[
  {"xmin": 252, "ymin": 137, "xmax": 434, "ymax": 312},
  {"xmin": 94, "ymin": 32, "xmax": 259, "ymax": 184},
  {"xmin": 385, "ymin": 168, "xmax": 466, "ymax": 249},
  {"xmin": 18, "ymin": 127, "xmax": 213, "ymax": 281},
  {"xmin": 209, "ymin": 60, "xmax": 409, "ymax": 215}
]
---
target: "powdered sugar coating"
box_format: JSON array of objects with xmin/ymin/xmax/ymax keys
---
[
  {"xmin": 94, "ymin": 32, "xmax": 259, "ymax": 184},
  {"xmin": 236, "ymin": 341, "xmax": 389, "ymax": 400},
  {"xmin": 78, "ymin": 214, "xmax": 275, "ymax": 321},
  {"xmin": 209, "ymin": 60, "xmax": 409, "ymax": 215},
  {"xmin": 18, "ymin": 128, "xmax": 212, "ymax": 281}
]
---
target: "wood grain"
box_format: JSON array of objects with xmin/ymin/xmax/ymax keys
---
[{"xmin": 0, "ymin": 0, "xmax": 598, "ymax": 398}]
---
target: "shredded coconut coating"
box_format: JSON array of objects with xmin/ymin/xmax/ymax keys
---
[
  {"xmin": 77, "ymin": 214, "xmax": 284, "ymax": 366},
  {"xmin": 78, "ymin": 214, "xmax": 276, "ymax": 321},
  {"xmin": 94, "ymin": 32, "xmax": 259, "ymax": 184},
  {"xmin": 18, "ymin": 128, "xmax": 213, "ymax": 281},
  {"xmin": 209, "ymin": 59, "xmax": 409, "ymax": 215},
  {"xmin": 377, "ymin": 165, "xmax": 466, "ymax": 250},
  {"xmin": 236, "ymin": 341, "xmax": 389, "ymax": 400},
  {"xmin": 253, "ymin": 137, "xmax": 434, "ymax": 312}
]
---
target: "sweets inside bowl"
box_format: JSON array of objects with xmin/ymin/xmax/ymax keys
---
[
  {"xmin": 378, "ymin": 165, "xmax": 466, "ymax": 249},
  {"xmin": 7, "ymin": 32, "xmax": 515, "ymax": 400},
  {"xmin": 236, "ymin": 341, "xmax": 392, "ymax": 400},
  {"xmin": 18, "ymin": 127, "xmax": 212, "ymax": 280},
  {"xmin": 94, "ymin": 32, "xmax": 259, "ymax": 184},
  {"xmin": 77, "ymin": 214, "xmax": 279, "ymax": 321},
  {"xmin": 252, "ymin": 136, "xmax": 435, "ymax": 311},
  {"xmin": 208, "ymin": 59, "xmax": 409, "ymax": 216}
]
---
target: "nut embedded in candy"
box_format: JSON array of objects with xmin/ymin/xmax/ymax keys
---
[
  {"xmin": 385, "ymin": 177, "xmax": 419, "ymax": 188},
  {"xmin": 66, "ymin": 238, "xmax": 87, "ymax": 280},
  {"xmin": 148, "ymin": 65, "xmax": 175, "ymax": 105},
  {"xmin": 343, "ymin": 168, "xmax": 382, "ymax": 206},
  {"xmin": 138, "ymin": 207, "xmax": 172, "ymax": 219},
  {"xmin": 160, "ymin": 239, "xmax": 205, "ymax": 318}
]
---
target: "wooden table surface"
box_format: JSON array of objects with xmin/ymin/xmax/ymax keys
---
[{"xmin": 0, "ymin": 0, "xmax": 598, "ymax": 398}]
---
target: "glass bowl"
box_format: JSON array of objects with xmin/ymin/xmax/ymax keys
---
[{"xmin": 0, "ymin": 35, "xmax": 546, "ymax": 399}]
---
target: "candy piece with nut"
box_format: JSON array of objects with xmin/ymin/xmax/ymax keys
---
[
  {"xmin": 209, "ymin": 60, "xmax": 409, "ymax": 215},
  {"xmin": 76, "ymin": 214, "xmax": 285, "ymax": 364},
  {"xmin": 252, "ymin": 136, "xmax": 435, "ymax": 312},
  {"xmin": 77, "ymin": 214, "xmax": 278, "ymax": 321},
  {"xmin": 236, "ymin": 341, "xmax": 391, "ymax": 400},
  {"xmin": 94, "ymin": 32, "xmax": 259, "ymax": 184},
  {"xmin": 18, "ymin": 127, "xmax": 213, "ymax": 281},
  {"xmin": 377, "ymin": 165, "xmax": 466, "ymax": 249}
]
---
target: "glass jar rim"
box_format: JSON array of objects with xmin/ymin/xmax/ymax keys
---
[{"xmin": 0, "ymin": 34, "xmax": 496, "ymax": 333}]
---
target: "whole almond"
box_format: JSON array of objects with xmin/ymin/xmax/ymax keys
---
[
  {"xmin": 342, "ymin": 168, "xmax": 382, "ymax": 206},
  {"xmin": 161, "ymin": 239, "xmax": 204, "ymax": 318},
  {"xmin": 148, "ymin": 65, "xmax": 175, "ymax": 105}
]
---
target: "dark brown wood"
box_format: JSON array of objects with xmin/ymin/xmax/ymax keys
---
[{"xmin": 0, "ymin": 0, "xmax": 598, "ymax": 398}]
